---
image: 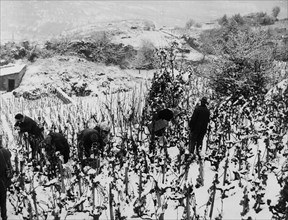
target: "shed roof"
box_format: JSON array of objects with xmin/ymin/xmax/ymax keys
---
[{"xmin": 0, "ymin": 64, "xmax": 26, "ymax": 77}]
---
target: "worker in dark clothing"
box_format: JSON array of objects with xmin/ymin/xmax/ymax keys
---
[
  {"xmin": 188, "ymin": 97, "xmax": 210, "ymax": 157},
  {"xmin": 148, "ymin": 108, "xmax": 175, "ymax": 137},
  {"xmin": 77, "ymin": 124, "xmax": 110, "ymax": 160},
  {"xmin": 43, "ymin": 132, "xmax": 70, "ymax": 163},
  {"xmin": 0, "ymin": 135, "xmax": 12, "ymax": 220},
  {"xmin": 43, "ymin": 132, "xmax": 70, "ymax": 179},
  {"xmin": 156, "ymin": 108, "xmax": 174, "ymax": 121},
  {"xmin": 14, "ymin": 113, "xmax": 43, "ymax": 138},
  {"xmin": 14, "ymin": 113, "xmax": 44, "ymax": 160}
]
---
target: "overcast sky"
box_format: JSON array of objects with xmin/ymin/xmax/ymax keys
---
[
  {"xmin": 0, "ymin": 1, "xmax": 287, "ymax": 42},
  {"xmin": 118, "ymin": 0, "xmax": 288, "ymax": 26},
  {"xmin": 1, "ymin": 1, "xmax": 287, "ymax": 25}
]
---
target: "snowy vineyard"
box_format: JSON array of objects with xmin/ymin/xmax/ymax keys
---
[{"xmin": 1, "ymin": 64, "xmax": 288, "ymax": 220}]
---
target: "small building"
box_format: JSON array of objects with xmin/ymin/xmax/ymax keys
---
[{"xmin": 0, "ymin": 64, "xmax": 27, "ymax": 92}]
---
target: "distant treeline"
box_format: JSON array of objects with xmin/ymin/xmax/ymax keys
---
[{"xmin": 0, "ymin": 33, "xmax": 159, "ymax": 70}]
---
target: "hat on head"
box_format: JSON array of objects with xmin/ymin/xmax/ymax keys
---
[
  {"xmin": 15, "ymin": 113, "xmax": 23, "ymax": 120},
  {"xmin": 200, "ymin": 97, "xmax": 208, "ymax": 104}
]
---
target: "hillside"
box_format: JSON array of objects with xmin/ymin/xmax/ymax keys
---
[
  {"xmin": 0, "ymin": 5, "xmax": 288, "ymax": 219},
  {"xmin": 2, "ymin": 17, "xmax": 287, "ymax": 100},
  {"xmin": 60, "ymin": 19, "xmax": 178, "ymax": 49},
  {"xmin": 1, "ymin": 17, "xmax": 209, "ymax": 99},
  {"xmin": 59, "ymin": 19, "xmax": 205, "ymax": 59}
]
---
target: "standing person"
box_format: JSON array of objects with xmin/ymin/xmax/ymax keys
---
[
  {"xmin": 14, "ymin": 113, "xmax": 44, "ymax": 160},
  {"xmin": 188, "ymin": 97, "xmax": 210, "ymax": 158},
  {"xmin": 0, "ymin": 135, "xmax": 12, "ymax": 220}
]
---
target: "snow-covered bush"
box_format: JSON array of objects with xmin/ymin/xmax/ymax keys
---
[{"xmin": 208, "ymin": 27, "xmax": 273, "ymax": 100}]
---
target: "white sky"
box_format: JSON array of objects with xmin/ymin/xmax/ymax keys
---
[{"xmin": 0, "ymin": 0, "xmax": 287, "ymax": 42}]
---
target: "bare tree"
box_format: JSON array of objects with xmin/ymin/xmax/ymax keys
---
[
  {"xmin": 185, "ymin": 19, "xmax": 195, "ymax": 29},
  {"xmin": 272, "ymin": 6, "xmax": 281, "ymax": 18}
]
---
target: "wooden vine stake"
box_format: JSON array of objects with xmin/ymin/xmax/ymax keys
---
[
  {"xmin": 92, "ymin": 153, "xmax": 101, "ymax": 220},
  {"xmin": 27, "ymin": 201, "xmax": 33, "ymax": 220},
  {"xmin": 32, "ymin": 190, "xmax": 39, "ymax": 220},
  {"xmin": 223, "ymin": 131, "xmax": 231, "ymax": 186},
  {"xmin": 125, "ymin": 166, "xmax": 129, "ymax": 196},
  {"xmin": 162, "ymin": 135, "xmax": 168, "ymax": 184},
  {"xmin": 109, "ymin": 183, "xmax": 114, "ymax": 220},
  {"xmin": 19, "ymin": 141, "xmax": 25, "ymax": 190},
  {"xmin": 51, "ymin": 184, "xmax": 60, "ymax": 220},
  {"xmin": 139, "ymin": 170, "xmax": 142, "ymax": 200},
  {"xmin": 257, "ymin": 150, "xmax": 261, "ymax": 179},
  {"xmin": 58, "ymin": 158, "xmax": 65, "ymax": 193},
  {"xmin": 209, "ymin": 173, "xmax": 218, "ymax": 220},
  {"xmin": 76, "ymin": 141, "xmax": 84, "ymax": 211},
  {"xmin": 223, "ymin": 153, "xmax": 229, "ymax": 186},
  {"xmin": 186, "ymin": 191, "xmax": 191, "ymax": 220},
  {"xmin": 198, "ymin": 157, "xmax": 204, "ymax": 187},
  {"xmin": 78, "ymin": 176, "xmax": 83, "ymax": 211},
  {"xmin": 15, "ymin": 152, "xmax": 19, "ymax": 175},
  {"xmin": 265, "ymin": 137, "xmax": 270, "ymax": 163},
  {"xmin": 185, "ymin": 156, "xmax": 190, "ymax": 220},
  {"xmin": 156, "ymin": 187, "xmax": 164, "ymax": 220},
  {"xmin": 92, "ymin": 182, "xmax": 100, "ymax": 220}
]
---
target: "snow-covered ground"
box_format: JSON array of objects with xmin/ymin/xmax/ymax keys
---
[{"xmin": 1, "ymin": 89, "xmax": 287, "ymax": 219}]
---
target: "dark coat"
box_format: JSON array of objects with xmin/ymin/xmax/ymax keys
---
[
  {"xmin": 189, "ymin": 104, "xmax": 210, "ymax": 135},
  {"xmin": 78, "ymin": 128, "xmax": 104, "ymax": 158},
  {"xmin": 148, "ymin": 108, "xmax": 174, "ymax": 137},
  {"xmin": 0, "ymin": 146, "xmax": 11, "ymax": 220},
  {"xmin": 14, "ymin": 115, "xmax": 43, "ymax": 138},
  {"xmin": 45, "ymin": 132, "xmax": 70, "ymax": 163},
  {"xmin": 156, "ymin": 109, "xmax": 174, "ymax": 121},
  {"xmin": 0, "ymin": 147, "xmax": 12, "ymax": 186}
]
